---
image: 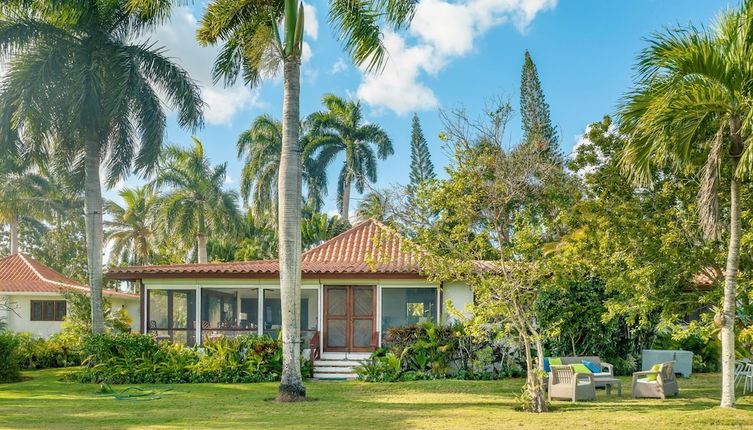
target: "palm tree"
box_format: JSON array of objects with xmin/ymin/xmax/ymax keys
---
[
  {"xmin": 619, "ymin": 1, "xmax": 753, "ymax": 407},
  {"xmin": 307, "ymin": 94, "xmax": 393, "ymax": 220},
  {"xmin": 0, "ymin": 0, "xmax": 203, "ymax": 333},
  {"xmin": 356, "ymin": 190, "xmax": 393, "ymax": 223},
  {"xmin": 301, "ymin": 211, "xmax": 350, "ymax": 249},
  {"xmin": 154, "ymin": 138, "xmax": 242, "ymax": 264},
  {"xmin": 0, "ymin": 158, "xmax": 53, "ymax": 254},
  {"xmin": 104, "ymin": 186, "xmax": 157, "ymax": 266},
  {"xmin": 237, "ymin": 115, "xmax": 325, "ymax": 214},
  {"xmin": 198, "ymin": 0, "xmax": 417, "ymax": 401}
]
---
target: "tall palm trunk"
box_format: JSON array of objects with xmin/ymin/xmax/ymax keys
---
[
  {"xmin": 277, "ymin": 55, "xmax": 305, "ymax": 402},
  {"xmin": 84, "ymin": 138, "xmax": 105, "ymax": 334},
  {"xmin": 721, "ymin": 156, "xmax": 741, "ymax": 408},
  {"xmin": 9, "ymin": 214, "xmax": 18, "ymax": 254},
  {"xmin": 197, "ymin": 211, "xmax": 208, "ymax": 263},
  {"xmin": 341, "ymin": 175, "xmax": 351, "ymax": 221}
]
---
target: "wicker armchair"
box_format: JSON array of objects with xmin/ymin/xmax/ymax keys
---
[
  {"xmin": 632, "ymin": 361, "xmax": 679, "ymax": 399},
  {"xmin": 548, "ymin": 365, "xmax": 596, "ymax": 402}
]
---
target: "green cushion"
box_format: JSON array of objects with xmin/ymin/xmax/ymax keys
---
[
  {"xmin": 646, "ymin": 364, "xmax": 661, "ymax": 382},
  {"xmin": 549, "ymin": 358, "xmax": 562, "ymax": 366},
  {"xmin": 571, "ymin": 363, "xmax": 592, "ymax": 374}
]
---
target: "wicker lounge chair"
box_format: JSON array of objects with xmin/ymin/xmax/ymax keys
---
[
  {"xmin": 632, "ymin": 361, "xmax": 679, "ymax": 399},
  {"xmin": 548, "ymin": 365, "xmax": 596, "ymax": 402}
]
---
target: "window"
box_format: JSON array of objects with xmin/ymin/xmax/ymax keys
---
[
  {"xmin": 147, "ymin": 289, "xmax": 197, "ymax": 346},
  {"xmin": 381, "ymin": 288, "xmax": 438, "ymax": 332},
  {"xmin": 30, "ymin": 300, "xmax": 66, "ymax": 322}
]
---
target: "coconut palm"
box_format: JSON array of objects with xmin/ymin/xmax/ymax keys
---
[
  {"xmin": 0, "ymin": 158, "xmax": 54, "ymax": 254},
  {"xmin": 104, "ymin": 186, "xmax": 157, "ymax": 266},
  {"xmin": 0, "ymin": 0, "xmax": 203, "ymax": 333},
  {"xmin": 154, "ymin": 138, "xmax": 242, "ymax": 264},
  {"xmin": 619, "ymin": 1, "xmax": 753, "ymax": 407},
  {"xmin": 237, "ymin": 115, "xmax": 325, "ymax": 214},
  {"xmin": 301, "ymin": 211, "xmax": 350, "ymax": 249},
  {"xmin": 198, "ymin": 0, "xmax": 417, "ymax": 401},
  {"xmin": 356, "ymin": 190, "xmax": 394, "ymax": 223},
  {"xmin": 307, "ymin": 94, "xmax": 393, "ymax": 220}
]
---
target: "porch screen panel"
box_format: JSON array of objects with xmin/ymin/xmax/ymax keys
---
[{"xmin": 381, "ymin": 288, "xmax": 438, "ymax": 332}]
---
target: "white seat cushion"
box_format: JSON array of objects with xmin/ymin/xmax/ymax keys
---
[
  {"xmin": 593, "ymin": 372, "xmax": 611, "ymax": 377},
  {"xmin": 636, "ymin": 378, "xmax": 657, "ymax": 384}
]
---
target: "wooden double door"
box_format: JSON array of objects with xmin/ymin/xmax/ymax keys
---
[{"xmin": 323, "ymin": 285, "xmax": 376, "ymax": 352}]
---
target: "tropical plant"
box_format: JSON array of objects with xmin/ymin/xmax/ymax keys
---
[
  {"xmin": 0, "ymin": 0, "xmax": 203, "ymax": 333},
  {"xmin": 618, "ymin": 1, "xmax": 753, "ymax": 407},
  {"xmin": 0, "ymin": 331, "xmax": 21, "ymax": 382},
  {"xmin": 356, "ymin": 190, "xmax": 394, "ymax": 223},
  {"xmin": 197, "ymin": 0, "xmax": 418, "ymax": 401},
  {"xmin": 104, "ymin": 186, "xmax": 157, "ymax": 266},
  {"xmin": 301, "ymin": 211, "xmax": 350, "ymax": 249},
  {"xmin": 307, "ymin": 94, "xmax": 393, "ymax": 220},
  {"xmin": 0, "ymin": 158, "xmax": 53, "ymax": 254},
  {"xmin": 153, "ymin": 138, "xmax": 243, "ymax": 263},
  {"xmin": 237, "ymin": 115, "xmax": 325, "ymax": 214}
]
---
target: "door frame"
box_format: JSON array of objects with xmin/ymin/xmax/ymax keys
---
[{"xmin": 323, "ymin": 285, "xmax": 376, "ymax": 353}]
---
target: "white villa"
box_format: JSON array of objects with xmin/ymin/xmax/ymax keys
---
[
  {"xmin": 107, "ymin": 219, "xmax": 476, "ymax": 378},
  {"xmin": 0, "ymin": 253, "xmax": 140, "ymax": 337}
]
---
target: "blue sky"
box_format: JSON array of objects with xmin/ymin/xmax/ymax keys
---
[{"xmin": 117, "ymin": 0, "xmax": 731, "ymax": 216}]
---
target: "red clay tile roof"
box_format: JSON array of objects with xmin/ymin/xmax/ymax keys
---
[
  {"xmin": 107, "ymin": 219, "xmax": 425, "ymax": 280},
  {"xmin": 0, "ymin": 253, "xmax": 137, "ymax": 298}
]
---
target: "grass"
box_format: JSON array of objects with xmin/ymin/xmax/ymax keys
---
[{"xmin": 0, "ymin": 369, "xmax": 752, "ymax": 429}]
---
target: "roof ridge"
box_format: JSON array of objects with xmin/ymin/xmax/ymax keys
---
[{"xmin": 17, "ymin": 253, "xmax": 89, "ymax": 292}]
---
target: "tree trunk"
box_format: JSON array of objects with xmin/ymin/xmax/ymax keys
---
[
  {"xmin": 720, "ymin": 159, "xmax": 741, "ymax": 408},
  {"xmin": 84, "ymin": 138, "xmax": 105, "ymax": 334},
  {"xmin": 341, "ymin": 176, "xmax": 351, "ymax": 221},
  {"xmin": 9, "ymin": 215, "xmax": 18, "ymax": 254},
  {"xmin": 277, "ymin": 55, "xmax": 305, "ymax": 402},
  {"xmin": 196, "ymin": 234, "xmax": 208, "ymax": 263}
]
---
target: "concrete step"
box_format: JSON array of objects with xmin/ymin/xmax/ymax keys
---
[
  {"xmin": 313, "ymin": 372, "xmax": 357, "ymax": 380},
  {"xmin": 313, "ymin": 359, "xmax": 365, "ymax": 367}
]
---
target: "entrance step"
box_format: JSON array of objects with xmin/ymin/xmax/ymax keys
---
[{"xmin": 312, "ymin": 358, "xmax": 366, "ymax": 380}]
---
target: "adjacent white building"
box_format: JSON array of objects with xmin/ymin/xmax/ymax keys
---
[{"xmin": 0, "ymin": 253, "xmax": 140, "ymax": 337}]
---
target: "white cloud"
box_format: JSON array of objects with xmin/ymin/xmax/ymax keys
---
[
  {"xmin": 224, "ymin": 174, "xmax": 233, "ymax": 184},
  {"xmin": 148, "ymin": 7, "xmax": 264, "ymax": 126},
  {"xmin": 356, "ymin": 0, "xmax": 557, "ymax": 114},
  {"xmin": 302, "ymin": 2, "xmax": 319, "ymax": 40},
  {"xmin": 331, "ymin": 58, "xmax": 349, "ymax": 74}
]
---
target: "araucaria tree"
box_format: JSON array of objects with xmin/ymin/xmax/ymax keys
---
[
  {"xmin": 0, "ymin": 0, "xmax": 203, "ymax": 333},
  {"xmin": 198, "ymin": 0, "xmax": 417, "ymax": 401},
  {"xmin": 409, "ymin": 113, "xmax": 435, "ymax": 187},
  {"xmin": 154, "ymin": 138, "xmax": 242, "ymax": 264},
  {"xmin": 308, "ymin": 94, "xmax": 393, "ymax": 220},
  {"xmin": 619, "ymin": 1, "xmax": 753, "ymax": 408},
  {"xmin": 520, "ymin": 51, "xmax": 559, "ymax": 161}
]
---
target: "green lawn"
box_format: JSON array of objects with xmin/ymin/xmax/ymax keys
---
[{"xmin": 1, "ymin": 369, "xmax": 752, "ymax": 429}]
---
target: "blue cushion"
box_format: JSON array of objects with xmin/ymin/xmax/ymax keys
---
[
  {"xmin": 543, "ymin": 357, "xmax": 551, "ymax": 373},
  {"xmin": 582, "ymin": 360, "xmax": 601, "ymax": 373}
]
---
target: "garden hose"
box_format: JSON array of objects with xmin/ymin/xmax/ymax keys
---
[{"xmin": 94, "ymin": 383, "xmax": 188, "ymax": 401}]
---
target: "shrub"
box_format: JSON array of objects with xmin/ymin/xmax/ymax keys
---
[
  {"xmin": 76, "ymin": 333, "xmax": 308, "ymax": 384},
  {"xmin": 15, "ymin": 332, "xmax": 82, "ymax": 369},
  {"xmin": 0, "ymin": 331, "xmax": 21, "ymax": 382}
]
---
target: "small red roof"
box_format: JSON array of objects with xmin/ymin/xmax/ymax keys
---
[
  {"xmin": 107, "ymin": 219, "xmax": 425, "ymax": 280},
  {"xmin": 0, "ymin": 253, "xmax": 137, "ymax": 298}
]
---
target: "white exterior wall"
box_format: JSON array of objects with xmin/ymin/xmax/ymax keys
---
[
  {"xmin": 442, "ymin": 281, "xmax": 475, "ymax": 322},
  {"xmin": 0, "ymin": 293, "xmax": 140, "ymax": 337}
]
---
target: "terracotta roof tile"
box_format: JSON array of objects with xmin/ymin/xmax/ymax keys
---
[
  {"xmin": 0, "ymin": 253, "xmax": 137, "ymax": 298},
  {"xmin": 107, "ymin": 219, "xmax": 423, "ymax": 279}
]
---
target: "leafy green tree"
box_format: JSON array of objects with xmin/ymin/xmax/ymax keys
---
[
  {"xmin": 0, "ymin": 0, "xmax": 203, "ymax": 333},
  {"xmin": 154, "ymin": 138, "xmax": 242, "ymax": 264},
  {"xmin": 409, "ymin": 113, "xmax": 435, "ymax": 186},
  {"xmin": 411, "ymin": 99, "xmax": 575, "ymax": 412},
  {"xmin": 520, "ymin": 51, "xmax": 559, "ymax": 161},
  {"xmin": 356, "ymin": 191, "xmax": 394, "ymax": 223},
  {"xmin": 197, "ymin": 0, "xmax": 417, "ymax": 401},
  {"xmin": 618, "ymin": 2, "xmax": 753, "ymax": 406},
  {"xmin": 308, "ymin": 94, "xmax": 393, "ymax": 220},
  {"xmin": 104, "ymin": 186, "xmax": 157, "ymax": 266},
  {"xmin": 237, "ymin": 115, "xmax": 325, "ymax": 214}
]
